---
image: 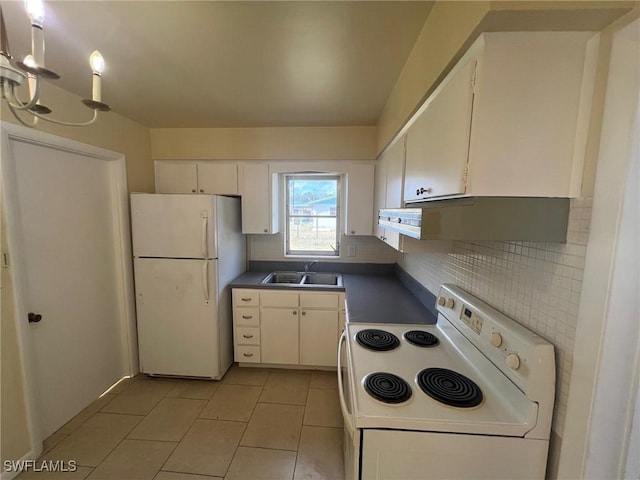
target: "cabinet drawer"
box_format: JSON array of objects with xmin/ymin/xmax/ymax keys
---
[
  {"xmin": 260, "ymin": 291, "xmax": 299, "ymax": 308},
  {"xmin": 234, "ymin": 307, "xmax": 259, "ymax": 326},
  {"xmin": 235, "ymin": 345, "xmax": 261, "ymax": 363},
  {"xmin": 233, "ymin": 289, "xmax": 260, "ymax": 307},
  {"xmin": 300, "ymin": 292, "xmax": 339, "ymax": 309},
  {"xmin": 236, "ymin": 327, "xmax": 260, "ymax": 345}
]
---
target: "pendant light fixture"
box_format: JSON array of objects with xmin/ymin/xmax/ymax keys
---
[{"xmin": 0, "ymin": 0, "xmax": 110, "ymax": 128}]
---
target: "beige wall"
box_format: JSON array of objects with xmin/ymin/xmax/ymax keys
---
[
  {"xmin": 1, "ymin": 82, "xmax": 153, "ymax": 193},
  {"xmin": 150, "ymin": 127, "xmax": 388, "ymax": 264},
  {"xmin": 1, "ymin": 82, "xmax": 152, "ymax": 463},
  {"xmin": 376, "ymin": 0, "xmax": 635, "ymax": 154},
  {"xmin": 151, "ymin": 126, "xmax": 377, "ymax": 161},
  {"xmin": 1, "ymin": 206, "xmax": 31, "ymax": 464},
  {"xmin": 377, "ymin": 1, "xmax": 490, "ymax": 153}
]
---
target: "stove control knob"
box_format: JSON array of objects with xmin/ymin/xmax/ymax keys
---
[
  {"xmin": 445, "ymin": 298, "xmax": 455, "ymax": 309},
  {"xmin": 490, "ymin": 332, "xmax": 503, "ymax": 347},
  {"xmin": 506, "ymin": 353, "xmax": 521, "ymax": 370},
  {"xmin": 437, "ymin": 296, "xmax": 446, "ymax": 306}
]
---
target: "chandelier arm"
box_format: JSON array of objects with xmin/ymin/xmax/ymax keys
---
[
  {"xmin": 6, "ymin": 101, "xmax": 38, "ymax": 128},
  {"xmin": 5, "ymin": 77, "xmax": 40, "ymax": 110},
  {"xmin": 30, "ymin": 108, "xmax": 98, "ymax": 127}
]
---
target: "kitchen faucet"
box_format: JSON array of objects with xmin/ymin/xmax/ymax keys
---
[{"xmin": 304, "ymin": 260, "xmax": 318, "ymax": 273}]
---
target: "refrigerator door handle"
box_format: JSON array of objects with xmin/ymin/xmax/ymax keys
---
[
  {"xmin": 201, "ymin": 210, "xmax": 209, "ymax": 258},
  {"xmin": 202, "ymin": 260, "xmax": 210, "ymax": 301}
]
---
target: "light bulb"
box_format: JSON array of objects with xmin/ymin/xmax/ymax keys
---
[
  {"xmin": 24, "ymin": 0, "xmax": 45, "ymax": 27},
  {"xmin": 89, "ymin": 50, "xmax": 105, "ymax": 75},
  {"xmin": 23, "ymin": 54, "xmax": 37, "ymax": 68}
]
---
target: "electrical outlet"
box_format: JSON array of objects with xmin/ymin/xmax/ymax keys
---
[{"xmin": 348, "ymin": 245, "xmax": 357, "ymax": 257}]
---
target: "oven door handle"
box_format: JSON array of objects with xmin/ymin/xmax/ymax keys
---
[{"xmin": 337, "ymin": 330, "xmax": 356, "ymax": 433}]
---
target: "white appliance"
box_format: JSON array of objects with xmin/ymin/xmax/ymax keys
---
[
  {"xmin": 338, "ymin": 284, "xmax": 555, "ymax": 479},
  {"xmin": 131, "ymin": 193, "xmax": 246, "ymax": 379}
]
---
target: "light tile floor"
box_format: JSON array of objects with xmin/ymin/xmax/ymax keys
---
[{"xmin": 16, "ymin": 367, "xmax": 344, "ymax": 480}]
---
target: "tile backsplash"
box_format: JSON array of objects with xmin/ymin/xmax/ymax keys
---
[{"xmin": 397, "ymin": 197, "xmax": 592, "ymax": 438}]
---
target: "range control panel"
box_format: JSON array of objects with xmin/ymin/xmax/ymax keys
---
[
  {"xmin": 436, "ymin": 283, "xmax": 555, "ymax": 400},
  {"xmin": 461, "ymin": 305, "xmax": 483, "ymax": 334}
]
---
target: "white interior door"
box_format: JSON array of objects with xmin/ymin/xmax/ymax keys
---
[
  {"xmin": 130, "ymin": 193, "xmax": 217, "ymax": 259},
  {"xmin": 4, "ymin": 135, "xmax": 130, "ymax": 440}
]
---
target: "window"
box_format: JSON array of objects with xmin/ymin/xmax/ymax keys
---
[{"xmin": 286, "ymin": 175, "xmax": 340, "ymax": 256}]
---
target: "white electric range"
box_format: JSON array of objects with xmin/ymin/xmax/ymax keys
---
[{"xmin": 338, "ymin": 284, "xmax": 555, "ymax": 479}]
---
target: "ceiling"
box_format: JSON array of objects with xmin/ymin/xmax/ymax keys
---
[{"xmin": 1, "ymin": 1, "xmax": 434, "ymax": 128}]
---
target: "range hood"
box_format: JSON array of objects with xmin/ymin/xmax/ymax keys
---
[{"xmin": 378, "ymin": 197, "xmax": 569, "ymax": 242}]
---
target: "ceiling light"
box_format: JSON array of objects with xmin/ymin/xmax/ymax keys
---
[{"xmin": 0, "ymin": 1, "xmax": 111, "ymax": 128}]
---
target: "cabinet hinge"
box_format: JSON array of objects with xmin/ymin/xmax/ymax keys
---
[
  {"xmin": 462, "ymin": 165, "xmax": 469, "ymax": 188},
  {"xmin": 1, "ymin": 252, "xmax": 8, "ymax": 268},
  {"xmin": 471, "ymin": 61, "xmax": 478, "ymax": 94}
]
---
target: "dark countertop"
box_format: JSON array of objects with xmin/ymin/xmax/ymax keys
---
[
  {"xmin": 342, "ymin": 274, "xmax": 436, "ymax": 325},
  {"xmin": 230, "ymin": 271, "xmax": 437, "ymax": 325}
]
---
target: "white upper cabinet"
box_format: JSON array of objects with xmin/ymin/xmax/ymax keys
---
[
  {"xmin": 197, "ymin": 163, "xmax": 238, "ymax": 195},
  {"xmin": 373, "ymin": 151, "xmax": 388, "ymax": 240},
  {"xmin": 404, "ymin": 59, "xmax": 475, "ymax": 202},
  {"xmin": 155, "ymin": 162, "xmax": 198, "ymax": 194},
  {"xmin": 403, "ymin": 31, "xmax": 598, "ymax": 202},
  {"xmin": 238, "ymin": 163, "xmax": 280, "ymax": 234},
  {"xmin": 376, "ymin": 136, "xmax": 406, "ymax": 250},
  {"xmin": 345, "ymin": 163, "xmax": 375, "ymax": 236},
  {"xmin": 155, "ymin": 161, "xmax": 238, "ymax": 195}
]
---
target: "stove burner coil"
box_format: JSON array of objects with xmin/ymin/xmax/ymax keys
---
[
  {"xmin": 356, "ymin": 329, "xmax": 400, "ymax": 351},
  {"xmin": 417, "ymin": 368, "xmax": 483, "ymax": 408},
  {"xmin": 404, "ymin": 330, "xmax": 439, "ymax": 347},
  {"xmin": 364, "ymin": 372, "xmax": 412, "ymax": 404}
]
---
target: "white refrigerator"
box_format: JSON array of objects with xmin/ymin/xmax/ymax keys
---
[{"xmin": 130, "ymin": 193, "xmax": 246, "ymax": 379}]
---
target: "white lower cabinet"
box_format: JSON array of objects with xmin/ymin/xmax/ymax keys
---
[
  {"xmin": 261, "ymin": 308, "xmax": 299, "ymax": 365},
  {"xmin": 232, "ymin": 288, "xmax": 344, "ymax": 367},
  {"xmin": 299, "ymin": 310, "xmax": 339, "ymax": 367}
]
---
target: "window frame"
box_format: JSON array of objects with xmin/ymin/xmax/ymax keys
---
[{"xmin": 285, "ymin": 174, "xmax": 341, "ymax": 257}]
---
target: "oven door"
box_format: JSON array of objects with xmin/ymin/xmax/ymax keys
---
[{"xmin": 338, "ymin": 330, "xmax": 360, "ymax": 479}]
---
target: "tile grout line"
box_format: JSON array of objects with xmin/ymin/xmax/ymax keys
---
[
  {"xmin": 156, "ymin": 380, "xmax": 228, "ymax": 477},
  {"xmin": 222, "ymin": 368, "xmax": 271, "ymax": 478}
]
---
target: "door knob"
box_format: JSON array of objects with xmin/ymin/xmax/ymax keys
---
[{"xmin": 28, "ymin": 312, "xmax": 42, "ymax": 323}]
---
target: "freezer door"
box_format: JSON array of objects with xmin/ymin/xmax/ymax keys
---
[
  {"xmin": 134, "ymin": 257, "xmax": 221, "ymax": 378},
  {"xmin": 131, "ymin": 193, "xmax": 217, "ymax": 258}
]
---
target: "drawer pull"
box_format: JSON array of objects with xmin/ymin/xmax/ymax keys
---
[
  {"xmin": 243, "ymin": 352, "xmax": 254, "ymax": 357},
  {"xmin": 242, "ymin": 315, "xmax": 253, "ymax": 319},
  {"xmin": 241, "ymin": 297, "xmax": 252, "ymax": 302},
  {"xmin": 242, "ymin": 334, "xmax": 254, "ymax": 339}
]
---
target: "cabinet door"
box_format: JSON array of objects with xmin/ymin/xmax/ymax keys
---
[
  {"xmin": 261, "ymin": 308, "xmax": 299, "ymax": 364},
  {"xmin": 198, "ymin": 163, "xmax": 238, "ymax": 195},
  {"xmin": 155, "ymin": 162, "xmax": 198, "ymax": 194},
  {"xmin": 374, "ymin": 151, "xmax": 388, "ymax": 240},
  {"xmin": 345, "ymin": 163, "xmax": 375, "ymax": 236},
  {"xmin": 404, "ymin": 58, "xmax": 476, "ymax": 202},
  {"xmin": 385, "ymin": 136, "xmax": 406, "ymax": 208},
  {"xmin": 239, "ymin": 163, "xmax": 279, "ymax": 234},
  {"xmin": 260, "ymin": 290, "xmax": 299, "ymax": 308},
  {"xmin": 299, "ymin": 292, "xmax": 339, "ymax": 309},
  {"xmin": 134, "ymin": 258, "xmax": 218, "ymax": 377},
  {"xmin": 299, "ymin": 309, "xmax": 338, "ymax": 367}
]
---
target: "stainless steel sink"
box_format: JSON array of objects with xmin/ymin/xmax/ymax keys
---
[
  {"xmin": 260, "ymin": 271, "xmax": 343, "ymax": 287},
  {"xmin": 302, "ymin": 273, "xmax": 342, "ymax": 286},
  {"xmin": 261, "ymin": 272, "xmax": 305, "ymax": 284}
]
